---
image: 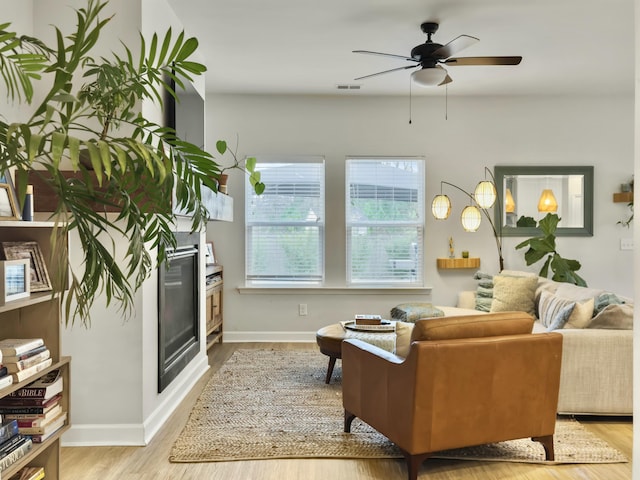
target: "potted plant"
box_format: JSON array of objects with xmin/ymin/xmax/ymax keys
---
[{"xmin": 0, "ymin": 0, "xmax": 264, "ymax": 325}]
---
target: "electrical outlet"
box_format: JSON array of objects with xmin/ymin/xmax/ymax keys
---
[
  {"xmin": 299, "ymin": 304, "xmax": 308, "ymax": 316},
  {"xmin": 620, "ymin": 238, "xmax": 634, "ymax": 251}
]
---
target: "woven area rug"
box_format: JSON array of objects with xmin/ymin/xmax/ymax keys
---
[{"xmin": 169, "ymin": 349, "xmax": 628, "ymax": 465}]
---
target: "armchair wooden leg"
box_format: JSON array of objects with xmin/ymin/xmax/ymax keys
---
[
  {"xmin": 325, "ymin": 356, "xmax": 337, "ymax": 384},
  {"xmin": 532, "ymin": 435, "xmax": 555, "ymax": 461},
  {"xmin": 401, "ymin": 450, "xmax": 431, "ymax": 480},
  {"xmin": 344, "ymin": 410, "xmax": 356, "ymax": 433}
]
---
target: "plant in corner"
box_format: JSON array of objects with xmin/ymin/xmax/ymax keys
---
[
  {"xmin": 0, "ymin": 0, "xmax": 264, "ymax": 325},
  {"xmin": 515, "ymin": 213, "xmax": 587, "ymax": 286}
]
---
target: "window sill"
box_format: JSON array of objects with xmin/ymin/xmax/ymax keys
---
[{"xmin": 236, "ymin": 286, "xmax": 432, "ymax": 295}]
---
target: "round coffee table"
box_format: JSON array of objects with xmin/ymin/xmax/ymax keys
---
[{"xmin": 315, "ymin": 324, "xmax": 345, "ymax": 384}]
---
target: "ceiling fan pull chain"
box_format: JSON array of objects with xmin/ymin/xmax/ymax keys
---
[
  {"xmin": 409, "ymin": 76, "xmax": 413, "ymax": 124},
  {"xmin": 445, "ymin": 84, "xmax": 448, "ymax": 120}
]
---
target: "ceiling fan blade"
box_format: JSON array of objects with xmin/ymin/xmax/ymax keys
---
[
  {"xmin": 354, "ymin": 64, "xmax": 419, "ymax": 81},
  {"xmin": 444, "ymin": 56, "xmax": 523, "ymax": 66},
  {"xmin": 439, "ymin": 74, "xmax": 453, "ymax": 86},
  {"xmin": 352, "ymin": 50, "xmax": 417, "ymax": 62},
  {"xmin": 431, "ymin": 35, "xmax": 479, "ymax": 59}
]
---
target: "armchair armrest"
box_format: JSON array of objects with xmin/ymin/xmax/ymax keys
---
[{"xmin": 342, "ymin": 339, "xmax": 417, "ymax": 441}]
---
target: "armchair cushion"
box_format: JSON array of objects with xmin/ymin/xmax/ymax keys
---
[{"xmin": 410, "ymin": 311, "xmax": 534, "ymax": 343}]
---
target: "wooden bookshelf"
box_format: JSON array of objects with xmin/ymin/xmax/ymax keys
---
[
  {"xmin": 205, "ymin": 266, "xmax": 223, "ymax": 350},
  {"xmin": 0, "ymin": 222, "xmax": 70, "ymax": 480},
  {"xmin": 437, "ymin": 257, "xmax": 481, "ymax": 269}
]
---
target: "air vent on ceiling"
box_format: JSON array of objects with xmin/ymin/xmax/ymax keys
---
[{"xmin": 336, "ymin": 84, "xmax": 361, "ymax": 90}]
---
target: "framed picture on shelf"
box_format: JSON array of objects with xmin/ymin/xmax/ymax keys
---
[
  {"xmin": 205, "ymin": 242, "xmax": 216, "ymax": 266},
  {"xmin": 0, "ymin": 173, "xmax": 20, "ymax": 220},
  {"xmin": 0, "ymin": 259, "xmax": 30, "ymax": 305},
  {"xmin": 0, "ymin": 241, "xmax": 52, "ymax": 292}
]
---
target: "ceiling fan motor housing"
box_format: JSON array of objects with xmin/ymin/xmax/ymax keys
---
[{"xmin": 411, "ymin": 43, "xmax": 443, "ymax": 65}]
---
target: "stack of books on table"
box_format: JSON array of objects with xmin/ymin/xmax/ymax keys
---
[
  {"xmin": 0, "ymin": 418, "xmax": 33, "ymax": 472},
  {"xmin": 0, "ymin": 339, "xmax": 52, "ymax": 384},
  {"xmin": 0, "ymin": 370, "xmax": 66, "ymax": 443}
]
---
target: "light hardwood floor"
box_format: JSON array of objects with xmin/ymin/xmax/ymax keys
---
[{"xmin": 61, "ymin": 343, "xmax": 632, "ymax": 479}]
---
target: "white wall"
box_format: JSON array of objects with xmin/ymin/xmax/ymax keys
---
[
  {"xmin": 29, "ymin": 0, "xmax": 209, "ymax": 446},
  {"xmin": 207, "ymin": 93, "xmax": 633, "ymax": 341}
]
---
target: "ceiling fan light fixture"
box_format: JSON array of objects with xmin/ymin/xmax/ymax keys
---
[{"xmin": 411, "ymin": 66, "xmax": 448, "ymax": 87}]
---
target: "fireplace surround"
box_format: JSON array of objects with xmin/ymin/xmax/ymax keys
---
[{"xmin": 157, "ymin": 231, "xmax": 200, "ymax": 392}]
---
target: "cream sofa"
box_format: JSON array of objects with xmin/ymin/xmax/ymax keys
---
[
  {"xmin": 456, "ymin": 276, "xmax": 633, "ymax": 416},
  {"xmin": 392, "ymin": 274, "xmax": 633, "ymax": 416}
]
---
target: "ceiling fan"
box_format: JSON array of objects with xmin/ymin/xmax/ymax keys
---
[{"xmin": 353, "ymin": 22, "xmax": 522, "ymax": 87}]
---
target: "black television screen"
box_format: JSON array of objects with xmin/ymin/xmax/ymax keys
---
[{"xmin": 165, "ymin": 77, "xmax": 205, "ymax": 149}]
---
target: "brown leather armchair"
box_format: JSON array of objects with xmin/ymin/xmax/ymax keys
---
[{"xmin": 342, "ymin": 312, "xmax": 563, "ymax": 480}]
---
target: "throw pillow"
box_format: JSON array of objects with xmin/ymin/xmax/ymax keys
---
[
  {"xmin": 473, "ymin": 271, "xmax": 494, "ymax": 312},
  {"xmin": 588, "ymin": 304, "xmax": 634, "ymax": 330},
  {"xmin": 538, "ymin": 291, "xmax": 595, "ymax": 329},
  {"xmin": 390, "ymin": 303, "xmax": 444, "ymax": 323},
  {"xmin": 593, "ymin": 292, "xmax": 625, "ymax": 316},
  {"xmin": 565, "ymin": 297, "xmax": 595, "ymax": 328},
  {"xmin": 545, "ymin": 302, "xmax": 576, "ymax": 331},
  {"xmin": 393, "ymin": 321, "xmax": 414, "ymax": 357},
  {"xmin": 490, "ymin": 274, "xmax": 537, "ymax": 316}
]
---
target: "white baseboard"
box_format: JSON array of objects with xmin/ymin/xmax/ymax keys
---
[
  {"xmin": 224, "ymin": 331, "xmax": 317, "ymax": 343},
  {"xmin": 62, "ymin": 356, "xmax": 209, "ymax": 446}
]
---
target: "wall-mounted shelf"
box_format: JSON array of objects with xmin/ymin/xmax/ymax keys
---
[
  {"xmin": 613, "ymin": 192, "xmax": 633, "ymax": 203},
  {"xmin": 437, "ymin": 257, "xmax": 481, "ymax": 269}
]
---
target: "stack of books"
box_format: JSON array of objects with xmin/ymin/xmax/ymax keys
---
[
  {"xmin": 0, "ymin": 339, "xmax": 52, "ymax": 384},
  {"xmin": 0, "ymin": 418, "xmax": 33, "ymax": 472},
  {"xmin": 8, "ymin": 466, "xmax": 45, "ymax": 480},
  {"xmin": 0, "ymin": 370, "xmax": 65, "ymax": 443},
  {"xmin": 0, "ymin": 349, "xmax": 12, "ymax": 390}
]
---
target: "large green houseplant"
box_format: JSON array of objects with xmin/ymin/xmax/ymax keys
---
[
  {"xmin": 515, "ymin": 213, "xmax": 587, "ymax": 286},
  {"xmin": 0, "ymin": 0, "xmax": 263, "ymax": 325}
]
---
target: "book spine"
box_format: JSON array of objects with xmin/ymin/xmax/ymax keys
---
[
  {"xmin": 5, "ymin": 351, "xmax": 50, "ymax": 373},
  {"xmin": 0, "ymin": 395, "xmax": 56, "ymax": 407},
  {"xmin": 0, "ymin": 434, "xmax": 28, "ymax": 457},
  {"xmin": 0, "ymin": 406, "xmax": 50, "ymax": 415},
  {"xmin": 2, "ymin": 345, "xmax": 47, "ymax": 363},
  {"xmin": 6, "ymin": 387, "xmax": 47, "ymax": 398},
  {"xmin": 11, "ymin": 359, "xmax": 53, "ymax": 383},
  {"xmin": 0, "ymin": 339, "xmax": 44, "ymax": 356},
  {"xmin": 0, "ymin": 420, "xmax": 18, "ymax": 444},
  {"xmin": 0, "ymin": 437, "xmax": 32, "ymax": 470}
]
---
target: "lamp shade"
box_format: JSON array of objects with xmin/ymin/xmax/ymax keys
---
[
  {"xmin": 461, "ymin": 205, "xmax": 482, "ymax": 232},
  {"xmin": 505, "ymin": 188, "xmax": 516, "ymax": 213},
  {"xmin": 473, "ymin": 181, "xmax": 497, "ymax": 209},
  {"xmin": 537, "ymin": 189, "xmax": 558, "ymax": 212},
  {"xmin": 431, "ymin": 194, "xmax": 451, "ymax": 219},
  {"xmin": 411, "ymin": 66, "xmax": 448, "ymax": 87}
]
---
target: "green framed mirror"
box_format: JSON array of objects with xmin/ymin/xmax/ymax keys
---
[{"xmin": 494, "ymin": 166, "xmax": 594, "ymax": 237}]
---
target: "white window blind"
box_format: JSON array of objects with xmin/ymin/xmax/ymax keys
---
[
  {"xmin": 245, "ymin": 157, "xmax": 325, "ymax": 284},
  {"xmin": 346, "ymin": 158, "xmax": 424, "ymax": 285}
]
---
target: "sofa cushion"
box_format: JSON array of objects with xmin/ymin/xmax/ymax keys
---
[
  {"xmin": 490, "ymin": 274, "xmax": 537, "ymax": 316},
  {"xmin": 539, "ymin": 291, "xmax": 595, "ymax": 329},
  {"xmin": 410, "ymin": 312, "xmax": 534, "ymax": 343},
  {"xmin": 588, "ymin": 303, "xmax": 634, "ymax": 330},
  {"xmin": 554, "ymin": 283, "xmax": 605, "ymax": 302},
  {"xmin": 394, "ymin": 321, "xmax": 414, "ymax": 357},
  {"xmin": 390, "ymin": 303, "xmax": 444, "ymax": 323}
]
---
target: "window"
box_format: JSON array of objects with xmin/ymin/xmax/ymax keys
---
[
  {"xmin": 346, "ymin": 158, "xmax": 424, "ymax": 285},
  {"xmin": 245, "ymin": 157, "xmax": 325, "ymax": 284}
]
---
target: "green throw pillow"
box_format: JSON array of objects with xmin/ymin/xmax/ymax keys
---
[{"xmin": 390, "ymin": 303, "xmax": 445, "ymax": 323}]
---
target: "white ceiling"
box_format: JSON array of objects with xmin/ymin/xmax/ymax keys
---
[{"xmin": 167, "ymin": 0, "xmax": 635, "ymax": 97}]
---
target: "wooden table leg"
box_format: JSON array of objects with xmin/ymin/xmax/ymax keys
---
[{"xmin": 325, "ymin": 355, "xmax": 337, "ymax": 384}]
